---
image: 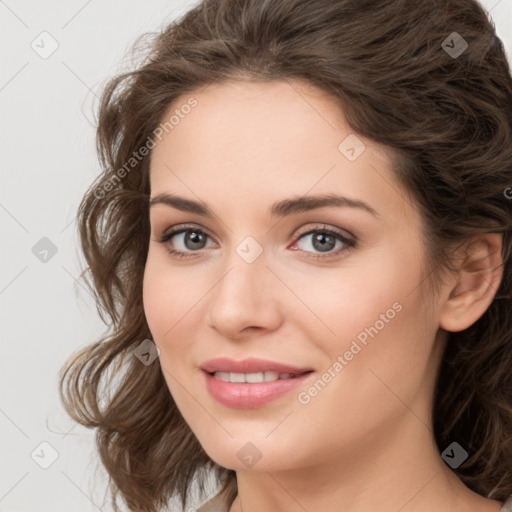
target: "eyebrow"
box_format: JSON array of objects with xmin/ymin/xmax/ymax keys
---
[
  {"xmin": 149, "ymin": 192, "xmax": 379, "ymax": 219},
  {"xmin": 149, "ymin": 194, "xmax": 380, "ymax": 218}
]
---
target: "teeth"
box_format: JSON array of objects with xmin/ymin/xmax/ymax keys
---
[
  {"xmin": 212, "ymin": 371, "xmax": 299, "ymax": 383},
  {"xmin": 226, "ymin": 372, "xmax": 245, "ymax": 383},
  {"xmin": 246, "ymin": 372, "xmax": 267, "ymax": 383}
]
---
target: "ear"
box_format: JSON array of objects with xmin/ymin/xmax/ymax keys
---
[{"xmin": 439, "ymin": 233, "xmax": 504, "ymax": 333}]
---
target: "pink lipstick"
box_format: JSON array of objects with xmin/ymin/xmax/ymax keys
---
[{"xmin": 201, "ymin": 357, "xmax": 314, "ymax": 409}]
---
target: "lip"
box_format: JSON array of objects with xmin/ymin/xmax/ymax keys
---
[
  {"xmin": 200, "ymin": 357, "xmax": 313, "ymax": 374},
  {"xmin": 200, "ymin": 357, "xmax": 315, "ymax": 409}
]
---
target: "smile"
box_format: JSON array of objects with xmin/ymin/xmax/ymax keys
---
[{"xmin": 210, "ymin": 371, "xmax": 306, "ymax": 383}]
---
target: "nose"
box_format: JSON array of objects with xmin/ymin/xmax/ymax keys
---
[{"xmin": 206, "ymin": 249, "xmax": 283, "ymax": 340}]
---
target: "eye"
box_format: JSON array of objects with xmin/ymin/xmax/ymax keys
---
[
  {"xmin": 153, "ymin": 223, "xmax": 356, "ymax": 261},
  {"xmin": 154, "ymin": 225, "xmax": 216, "ymax": 259},
  {"xmin": 290, "ymin": 225, "xmax": 356, "ymax": 260}
]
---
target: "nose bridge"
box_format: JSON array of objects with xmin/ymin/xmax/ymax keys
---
[
  {"xmin": 206, "ymin": 236, "xmax": 280, "ymax": 336},
  {"xmin": 216, "ymin": 239, "xmax": 269, "ymax": 305}
]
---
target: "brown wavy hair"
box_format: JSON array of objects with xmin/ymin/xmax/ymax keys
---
[{"xmin": 59, "ymin": 0, "xmax": 512, "ymax": 510}]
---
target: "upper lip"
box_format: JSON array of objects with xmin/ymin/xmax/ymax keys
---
[{"xmin": 201, "ymin": 357, "xmax": 314, "ymax": 375}]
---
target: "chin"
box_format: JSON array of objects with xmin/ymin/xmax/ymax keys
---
[{"xmin": 198, "ymin": 436, "xmax": 300, "ymax": 473}]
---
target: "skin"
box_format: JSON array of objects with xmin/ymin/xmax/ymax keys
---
[{"xmin": 142, "ymin": 79, "xmax": 504, "ymax": 512}]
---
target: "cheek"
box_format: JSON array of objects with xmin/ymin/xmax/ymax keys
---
[
  {"xmin": 304, "ymin": 242, "xmax": 433, "ymax": 402},
  {"xmin": 299, "ymin": 248, "xmax": 435, "ymax": 425},
  {"xmin": 142, "ymin": 250, "xmax": 196, "ymax": 338},
  {"xmin": 142, "ymin": 249, "xmax": 213, "ymax": 388},
  {"xmin": 142, "ymin": 256, "xmax": 195, "ymax": 401},
  {"xmin": 142, "ymin": 258, "xmax": 171, "ymax": 337},
  {"xmin": 296, "ymin": 244, "xmax": 423, "ymax": 355}
]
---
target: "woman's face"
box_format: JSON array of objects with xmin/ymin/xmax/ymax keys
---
[{"xmin": 143, "ymin": 79, "xmax": 446, "ymax": 472}]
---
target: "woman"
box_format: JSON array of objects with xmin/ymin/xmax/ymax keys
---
[{"xmin": 59, "ymin": 0, "xmax": 512, "ymax": 511}]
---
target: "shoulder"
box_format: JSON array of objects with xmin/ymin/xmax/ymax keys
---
[
  {"xmin": 196, "ymin": 488, "xmax": 232, "ymax": 512},
  {"xmin": 499, "ymin": 496, "xmax": 512, "ymax": 512}
]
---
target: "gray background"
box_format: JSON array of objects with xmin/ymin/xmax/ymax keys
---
[{"xmin": 1, "ymin": 1, "xmax": 511, "ymax": 510}]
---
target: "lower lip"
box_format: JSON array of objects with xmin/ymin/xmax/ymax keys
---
[{"xmin": 203, "ymin": 370, "xmax": 314, "ymax": 409}]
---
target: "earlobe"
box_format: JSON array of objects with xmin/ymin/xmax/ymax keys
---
[{"xmin": 439, "ymin": 233, "xmax": 504, "ymax": 333}]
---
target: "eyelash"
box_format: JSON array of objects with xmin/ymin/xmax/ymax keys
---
[{"xmin": 154, "ymin": 223, "xmax": 356, "ymax": 261}]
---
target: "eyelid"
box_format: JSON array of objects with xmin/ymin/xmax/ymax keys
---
[
  {"xmin": 293, "ymin": 223, "xmax": 355, "ymax": 241},
  {"xmin": 157, "ymin": 223, "xmax": 217, "ymax": 242}
]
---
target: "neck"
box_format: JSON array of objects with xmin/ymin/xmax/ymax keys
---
[{"xmin": 228, "ymin": 413, "xmax": 502, "ymax": 512}]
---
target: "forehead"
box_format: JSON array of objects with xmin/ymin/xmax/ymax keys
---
[
  {"xmin": 152, "ymin": 79, "xmax": 354, "ymax": 165},
  {"xmin": 148, "ymin": 79, "xmax": 413, "ymax": 224}
]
